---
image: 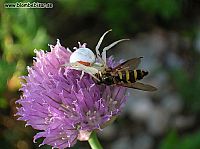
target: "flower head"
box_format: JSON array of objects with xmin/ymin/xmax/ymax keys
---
[{"xmin": 16, "ymin": 40, "xmax": 127, "ymax": 148}]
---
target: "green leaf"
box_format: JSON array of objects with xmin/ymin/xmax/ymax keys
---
[
  {"xmin": 160, "ymin": 130, "xmax": 179, "ymax": 149},
  {"xmin": 0, "ymin": 60, "xmax": 15, "ymax": 94},
  {"xmin": 160, "ymin": 130, "xmax": 200, "ymax": 149},
  {"xmin": 0, "ymin": 98, "xmax": 8, "ymax": 109}
]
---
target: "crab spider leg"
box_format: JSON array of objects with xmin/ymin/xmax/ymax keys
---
[
  {"xmin": 61, "ymin": 63, "xmax": 71, "ymax": 67},
  {"xmin": 96, "ymin": 54, "xmax": 107, "ymax": 68},
  {"xmin": 63, "ymin": 61, "xmax": 101, "ymax": 74},
  {"xmin": 95, "ymin": 29, "xmax": 112, "ymax": 56},
  {"xmin": 63, "ymin": 62, "xmax": 100, "ymax": 81},
  {"xmin": 78, "ymin": 65, "xmax": 100, "ymax": 81},
  {"xmin": 80, "ymin": 70, "xmax": 100, "ymax": 81},
  {"xmin": 80, "ymin": 70, "xmax": 85, "ymax": 79},
  {"xmin": 102, "ymin": 39, "xmax": 130, "ymax": 63},
  {"xmin": 87, "ymin": 72, "xmax": 100, "ymax": 81}
]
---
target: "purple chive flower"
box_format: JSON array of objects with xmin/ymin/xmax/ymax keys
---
[{"xmin": 16, "ymin": 40, "xmax": 127, "ymax": 148}]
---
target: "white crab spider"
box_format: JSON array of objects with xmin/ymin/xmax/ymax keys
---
[
  {"xmin": 70, "ymin": 42, "xmax": 96, "ymax": 66},
  {"xmin": 64, "ymin": 30, "xmax": 129, "ymax": 80}
]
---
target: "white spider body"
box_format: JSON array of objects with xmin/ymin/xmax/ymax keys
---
[
  {"xmin": 70, "ymin": 48, "xmax": 95, "ymax": 66},
  {"xmin": 64, "ymin": 30, "xmax": 129, "ymax": 80}
]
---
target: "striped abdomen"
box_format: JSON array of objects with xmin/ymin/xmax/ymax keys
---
[{"xmin": 114, "ymin": 69, "xmax": 148, "ymax": 83}]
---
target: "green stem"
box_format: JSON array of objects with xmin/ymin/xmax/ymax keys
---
[{"xmin": 88, "ymin": 131, "xmax": 103, "ymax": 149}]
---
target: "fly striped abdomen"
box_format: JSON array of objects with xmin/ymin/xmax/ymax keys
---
[
  {"xmin": 115, "ymin": 69, "xmax": 148, "ymax": 83},
  {"xmin": 94, "ymin": 57, "xmax": 157, "ymax": 91}
]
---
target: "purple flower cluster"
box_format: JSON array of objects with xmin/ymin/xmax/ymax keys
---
[{"xmin": 16, "ymin": 40, "xmax": 127, "ymax": 148}]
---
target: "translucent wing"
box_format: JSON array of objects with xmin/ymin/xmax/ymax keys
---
[
  {"xmin": 113, "ymin": 57, "xmax": 143, "ymax": 71},
  {"xmin": 119, "ymin": 82, "xmax": 157, "ymax": 92}
]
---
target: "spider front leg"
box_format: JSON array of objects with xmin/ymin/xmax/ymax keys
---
[
  {"xmin": 95, "ymin": 29, "xmax": 112, "ymax": 56},
  {"xmin": 95, "ymin": 30, "xmax": 113, "ymax": 68},
  {"xmin": 95, "ymin": 30, "xmax": 129, "ymax": 66},
  {"xmin": 101, "ymin": 39, "xmax": 130, "ymax": 64}
]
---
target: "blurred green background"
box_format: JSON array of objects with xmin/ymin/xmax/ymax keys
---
[{"xmin": 1, "ymin": 0, "xmax": 200, "ymax": 148}]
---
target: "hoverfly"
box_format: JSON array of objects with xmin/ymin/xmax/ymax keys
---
[{"xmin": 94, "ymin": 57, "xmax": 157, "ymax": 91}]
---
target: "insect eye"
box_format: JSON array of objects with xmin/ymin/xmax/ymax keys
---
[
  {"xmin": 103, "ymin": 76, "xmax": 109, "ymax": 81},
  {"xmin": 102, "ymin": 76, "xmax": 112, "ymax": 85},
  {"xmin": 103, "ymin": 77, "xmax": 109, "ymax": 81}
]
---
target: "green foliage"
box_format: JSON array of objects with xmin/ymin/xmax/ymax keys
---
[
  {"xmin": 137, "ymin": 0, "xmax": 182, "ymax": 19},
  {"xmin": 0, "ymin": 1, "xmax": 50, "ymax": 147},
  {"xmin": 0, "ymin": 60, "xmax": 15, "ymax": 95},
  {"xmin": 57, "ymin": 0, "xmax": 183, "ymax": 36},
  {"xmin": 160, "ymin": 130, "xmax": 179, "ymax": 149},
  {"xmin": 59, "ymin": 0, "xmax": 99, "ymax": 16},
  {"xmin": 171, "ymin": 62, "xmax": 200, "ymax": 112},
  {"xmin": 1, "ymin": 2, "xmax": 49, "ymax": 62},
  {"xmin": 160, "ymin": 130, "xmax": 200, "ymax": 149},
  {"xmin": 103, "ymin": 0, "xmax": 134, "ymax": 36},
  {"xmin": 0, "ymin": 98, "xmax": 8, "ymax": 109}
]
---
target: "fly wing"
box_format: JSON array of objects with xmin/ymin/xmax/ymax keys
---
[
  {"xmin": 113, "ymin": 57, "xmax": 143, "ymax": 71},
  {"xmin": 119, "ymin": 82, "xmax": 157, "ymax": 92}
]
